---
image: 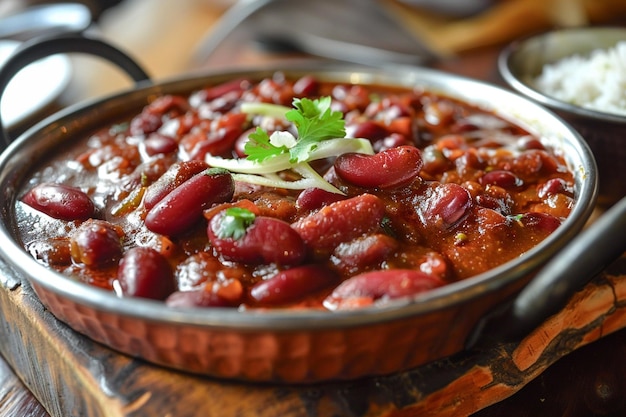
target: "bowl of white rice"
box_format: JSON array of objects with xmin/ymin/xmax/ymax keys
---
[{"xmin": 499, "ymin": 27, "xmax": 626, "ymax": 205}]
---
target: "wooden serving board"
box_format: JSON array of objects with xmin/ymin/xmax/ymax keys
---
[{"xmin": 1, "ymin": 255, "xmax": 625, "ymax": 417}]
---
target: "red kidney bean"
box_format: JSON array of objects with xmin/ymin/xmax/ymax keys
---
[
  {"xmin": 250, "ymin": 265, "xmax": 338, "ymax": 306},
  {"xmin": 145, "ymin": 168, "xmax": 234, "ymax": 236},
  {"xmin": 323, "ymin": 269, "xmax": 445, "ymax": 310},
  {"xmin": 143, "ymin": 160, "xmax": 209, "ymax": 211},
  {"xmin": 70, "ymin": 220, "xmax": 123, "ymax": 267},
  {"xmin": 217, "ymin": 112, "xmax": 248, "ymax": 133},
  {"xmin": 451, "ymin": 118, "xmax": 480, "ymax": 133},
  {"xmin": 331, "ymin": 84, "xmax": 371, "ymax": 111},
  {"xmin": 165, "ymin": 281, "xmax": 243, "ymax": 308},
  {"xmin": 117, "ymin": 247, "xmax": 176, "ymax": 300},
  {"xmin": 420, "ymin": 146, "xmax": 451, "ymax": 177},
  {"xmin": 295, "ymin": 187, "xmax": 346, "ymax": 212},
  {"xmin": 376, "ymin": 133, "xmax": 412, "ymax": 152},
  {"xmin": 423, "ymin": 100, "xmax": 456, "ymax": 127},
  {"xmin": 480, "ymin": 183, "xmax": 513, "ymax": 213},
  {"xmin": 455, "ymin": 148, "xmax": 484, "ymax": 172},
  {"xmin": 369, "ymin": 101, "xmax": 413, "ymax": 122},
  {"xmin": 175, "ymin": 251, "xmax": 250, "ymax": 291},
  {"xmin": 334, "ymin": 145, "xmax": 423, "ymax": 189},
  {"xmin": 538, "ymin": 178, "xmax": 573, "ymax": 198},
  {"xmin": 331, "ymin": 233, "xmax": 399, "ymax": 274},
  {"xmin": 26, "ymin": 238, "xmax": 72, "ymax": 266},
  {"xmin": 516, "ymin": 136, "xmax": 546, "ymax": 151},
  {"xmin": 196, "ymin": 78, "xmax": 250, "ymax": 102},
  {"xmin": 143, "ymin": 133, "xmax": 178, "ymax": 156},
  {"xmin": 122, "ymin": 156, "xmax": 171, "ymax": 192},
  {"xmin": 416, "ymin": 183, "xmax": 472, "ymax": 229},
  {"xmin": 254, "ymin": 77, "xmax": 294, "ymax": 105},
  {"xmin": 507, "ymin": 150, "xmax": 560, "ymax": 178},
  {"xmin": 475, "ymin": 193, "xmax": 510, "ymax": 213},
  {"xmin": 22, "ymin": 183, "xmax": 96, "ymax": 221},
  {"xmin": 129, "ymin": 111, "xmax": 162, "ymax": 137},
  {"xmin": 480, "ymin": 170, "xmax": 522, "ymax": 189},
  {"xmin": 166, "ymin": 289, "xmax": 226, "ymax": 308},
  {"xmin": 292, "ymin": 193, "xmax": 385, "ymax": 253},
  {"xmin": 149, "ymin": 95, "xmax": 190, "ymax": 116},
  {"xmin": 517, "ymin": 212, "xmax": 562, "ymax": 233},
  {"xmin": 159, "ymin": 113, "xmax": 197, "ymax": 138},
  {"xmin": 347, "ymin": 120, "xmax": 390, "ymax": 141},
  {"xmin": 182, "ymin": 113, "xmax": 247, "ymax": 159},
  {"xmin": 292, "ymin": 75, "xmax": 319, "ymax": 97},
  {"xmin": 130, "ymin": 95, "xmax": 190, "ymax": 136},
  {"xmin": 208, "ymin": 215, "xmax": 306, "ymax": 265}
]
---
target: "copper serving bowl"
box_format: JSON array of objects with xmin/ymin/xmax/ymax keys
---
[
  {"xmin": 0, "ymin": 34, "xmax": 599, "ymax": 383},
  {"xmin": 499, "ymin": 26, "xmax": 626, "ymax": 206}
]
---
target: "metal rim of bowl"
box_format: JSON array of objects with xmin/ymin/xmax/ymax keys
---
[{"xmin": 0, "ymin": 64, "xmax": 598, "ymax": 332}]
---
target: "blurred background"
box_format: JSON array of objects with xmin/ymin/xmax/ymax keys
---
[{"xmin": 2, "ymin": 0, "xmax": 626, "ymax": 105}]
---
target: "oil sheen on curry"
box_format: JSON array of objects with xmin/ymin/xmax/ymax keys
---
[{"xmin": 16, "ymin": 73, "xmax": 575, "ymax": 311}]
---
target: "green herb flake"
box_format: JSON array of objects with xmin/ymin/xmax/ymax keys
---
[
  {"xmin": 216, "ymin": 207, "xmax": 256, "ymax": 240},
  {"xmin": 243, "ymin": 127, "xmax": 288, "ymax": 163},
  {"xmin": 454, "ymin": 232, "xmax": 468, "ymax": 246},
  {"xmin": 285, "ymin": 97, "xmax": 346, "ymax": 163},
  {"xmin": 380, "ymin": 216, "xmax": 397, "ymax": 238},
  {"xmin": 109, "ymin": 122, "xmax": 129, "ymax": 135},
  {"xmin": 111, "ymin": 187, "xmax": 145, "ymax": 216},
  {"xmin": 206, "ymin": 95, "xmax": 372, "ymax": 195},
  {"xmin": 509, "ymin": 214, "xmax": 524, "ymax": 226}
]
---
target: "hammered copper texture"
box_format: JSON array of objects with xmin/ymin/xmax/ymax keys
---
[{"xmin": 33, "ymin": 281, "xmax": 503, "ymax": 382}]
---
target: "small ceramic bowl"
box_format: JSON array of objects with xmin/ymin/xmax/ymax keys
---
[{"xmin": 499, "ymin": 26, "xmax": 626, "ymax": 205}]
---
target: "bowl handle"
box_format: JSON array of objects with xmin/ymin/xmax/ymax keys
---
[
  {"xmin": 466, "ymin": 196, "xmax": 626, "ymax": 348},
  {"xmin": 0, "ymin": 31, "xmax": 151, "ymax": 150}
]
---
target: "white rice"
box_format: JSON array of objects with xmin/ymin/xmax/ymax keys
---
[{"xmin": 533, "ymin": 41, "xmax": 626, "ymax": 116}]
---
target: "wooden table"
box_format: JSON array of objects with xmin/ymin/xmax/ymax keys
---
[
  {"xmin": 2, "ymin": 251, "xmax": 626, "ymax": 417},
  {"xmin": 1, "ymin": 7, "xmax": 626, "ymax": 416}
]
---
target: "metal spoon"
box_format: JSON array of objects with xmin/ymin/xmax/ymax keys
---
[{"xmin": 193, "ymin": 0, "xmax": 438, "ymax": 67}]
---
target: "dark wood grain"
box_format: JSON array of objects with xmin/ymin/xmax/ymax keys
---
[{"xmin": 0, "ymin": 353, "xmax": 48, "ymax": 417}]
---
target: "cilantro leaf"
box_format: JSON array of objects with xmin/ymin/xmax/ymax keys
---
[
  {"xmin": 207, "ymin": 94, "xmax": 372, "ymax": 195},
  {"xmin": 242, "ymin": 96, "xmax": 345, "ymax": 164},
  {"xmin": 216, "ymin": 207, "xmax": 256, "ymax": 240},
  {"xmin": 244, "ymin": 127, "xmax": 288, "ymax": 162},
  {"xmin": 286, "ymin": 97, "xmax": 346, "ymax": 163}
]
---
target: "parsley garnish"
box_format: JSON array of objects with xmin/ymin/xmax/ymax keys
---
[
  {"xmin": 284, "ymin": 96, "xmax": 346, "ymax": 163},
  {"xmin": 205, "ymin": 95, "xmax": 373, "ymax": 194},
  {"xmin": 243, "ymin": 127, "xmax": 286, "ymax": 162},
  {"xmin": 244, "ymin": 97, "xmax": 346, "ymax": 163},
  {"xmin": 216, "ymin": 207, "xmax": 256, "ymax": 240}
]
